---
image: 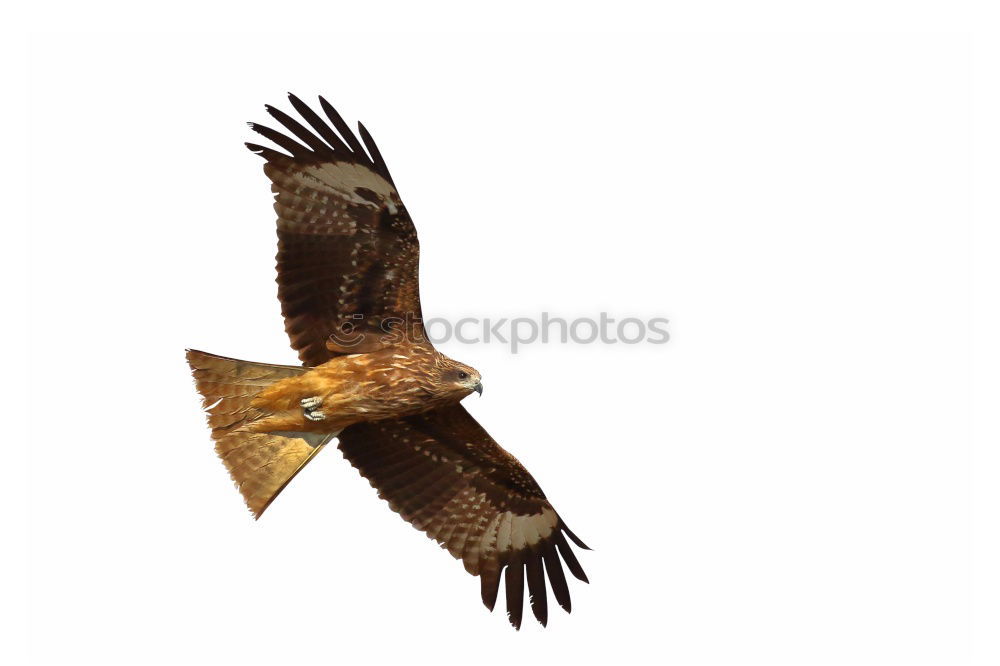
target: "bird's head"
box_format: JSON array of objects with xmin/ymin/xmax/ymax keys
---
[{"xmin": 433, "ymin": 356, "xmax": 483, "ymax": 399}]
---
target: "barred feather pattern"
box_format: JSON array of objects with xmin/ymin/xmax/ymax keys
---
[
  {"xmin": 338, "ymin": 404, "xmax": 589, "ymax": 629},
  {"xmin": 186, "ymin": 349, "xmax": 333, "ymax": 518},
  {"xmin": 247, "ymin": 94, "xmax": 422, "ymax": 367}
]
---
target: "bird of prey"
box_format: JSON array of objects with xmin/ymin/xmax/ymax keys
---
[{"xmin": 186, "ymin": 94, "xmax": 589, "ymax": 629}]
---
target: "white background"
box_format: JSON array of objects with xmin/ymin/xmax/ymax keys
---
[{"xmin": 10, "ymin": 3, "xmax": 1000, "ymax": 665}]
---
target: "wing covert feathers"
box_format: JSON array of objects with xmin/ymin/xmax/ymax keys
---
[{"xmin": 337, "ymin": 404, "xmax": 589, "ymax": 629}]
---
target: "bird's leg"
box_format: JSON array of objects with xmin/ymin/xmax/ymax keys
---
[{"xmin": 300, "ymin": 396, "xmax": 325, "ymax": 421}]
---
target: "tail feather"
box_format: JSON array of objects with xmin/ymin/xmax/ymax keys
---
[{"xmin": 186, "ymin": 349, "xmax": 332, "ymax": 518}]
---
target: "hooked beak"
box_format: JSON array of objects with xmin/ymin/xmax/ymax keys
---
[{"xmin": 473, "ymin": 382, "xmax": 483, "ymax": 396}]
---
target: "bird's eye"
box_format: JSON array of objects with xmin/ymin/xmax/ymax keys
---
[{"xmin": 457, "ymin": 371, "xmax": 468, "ymax": 380}]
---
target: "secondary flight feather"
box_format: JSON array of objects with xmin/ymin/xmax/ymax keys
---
[{"xmin": 186, "ymin": 94, "xmax": 589, "ymax": 629}]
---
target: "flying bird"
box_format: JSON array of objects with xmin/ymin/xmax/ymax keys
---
[{"xmin": 186, "ymin": 94, "xmax": 589, "ymax": 629}]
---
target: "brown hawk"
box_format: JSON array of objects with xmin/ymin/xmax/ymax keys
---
[{"xmin": 186, "ymin": 94, "xmax": 588, "ymax": 629}]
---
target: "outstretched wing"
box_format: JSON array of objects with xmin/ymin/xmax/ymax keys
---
[
  {"xmin": 337, "ymin": 404, "xmax": 589, "ymax": 629},
  {"xmin": 247, "ymin": 94, "xmax": 422, "ymax": 367}
]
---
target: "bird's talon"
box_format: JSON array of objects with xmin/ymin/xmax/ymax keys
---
[
  {"xmin": 301, "ymin": 396, "xmax": 323, "ymax": 409},
  {"xmin": 301, "ymin": 396, "xmax": 325, "ymax": 421}
]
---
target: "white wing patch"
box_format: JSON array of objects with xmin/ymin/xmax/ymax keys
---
[{"xmin": 302, "ymin": 161, "xmax": 398, "ymax": 209}]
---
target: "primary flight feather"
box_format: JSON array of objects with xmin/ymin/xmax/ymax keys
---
[{"xmin": 187, "ymin": 94, "xmax": 588, "ymax": 629}]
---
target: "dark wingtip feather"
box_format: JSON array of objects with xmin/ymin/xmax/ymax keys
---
[
  {"xmin": 357, "ymin": 121, "xmax": 394, "ymax": 184},
  {"xmin": 542, "ymin": 541, "xmax": 572, "ymax": 613},
  {"xmin": 245, "ymin": 142, "xmax": 289, "ymax": 162},
  {"xmin": 504, "ymin": 561, "xmax": 525, "ymax": 630},
  {"xmin": 556, "ymin": 532, "xmax": 589, "ymax": 584},
  {"xmin": 282, "ymin": 94, "xmax": 351, "ymax": 155},
  {"xmin": 247, "ymin": 95, "xmax": 397, "ymax": 185},
  {"xmin": 247, "ymin": 122, "xmax": 313, "ymax": 159},
  {"xmin": 526, "ymin": 551, "xmax": 548, "ymax": 627},
  {"xmin": 481, "ymin": 570, "xmax": 501, "ymax": 612},
  {"xmin": 563, "ymin": 523, "xmax": 591, "ymax": 550},
  {"xmin": 318, "ymin": 96, "xmax": 367, "ymax": 157},
  {"xmin": 264, "ymin": 103, "xmax": 333, "ymax": 155}
]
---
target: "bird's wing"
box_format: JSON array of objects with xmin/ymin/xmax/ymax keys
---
[
  {"xmin": 247, "ymin": 94, "xmax": 422, "ymax": 367},
  {"xmin": 337, "ymin": 404, "xmax": 589, "ymax": 629}
]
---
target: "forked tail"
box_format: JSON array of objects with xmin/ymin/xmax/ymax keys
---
[{"xmin": 186, "ymin": 349, "xmax": 332, "ymax": 518}]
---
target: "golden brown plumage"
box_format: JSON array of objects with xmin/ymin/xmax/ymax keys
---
[
  {"xmin": 187, "ymin": 94, "xmax": 588, "ymax": 628},
  {"xmin": 248, "ymin": 342, "xmax": 482, "ymax": 433}
]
